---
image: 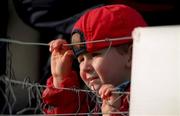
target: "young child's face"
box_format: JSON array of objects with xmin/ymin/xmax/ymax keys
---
[{"xmin": 77, "ymin": 47, "xmax": 131, "ymax": 91}]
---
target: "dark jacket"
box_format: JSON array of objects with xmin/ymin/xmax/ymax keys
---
[{"xmin": 13, "ymin": 0, "xmax": 105, "ymax": 39}]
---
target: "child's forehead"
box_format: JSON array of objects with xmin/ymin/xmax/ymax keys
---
[{"xmin": 77, "ymin": 47, "xmax": 111, "ymax": 57}]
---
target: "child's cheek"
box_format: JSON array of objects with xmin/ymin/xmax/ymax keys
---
[{"xmin": 80, "ymin": 71, "xmax": 86, "ymax": 81}]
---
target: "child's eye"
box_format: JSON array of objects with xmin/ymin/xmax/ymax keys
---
[
  {"xmin": 91, "ymin": 53, "xmax": 101, "ymax": 57},
  {"xmin": 77, "ymin": 56, "xmax": 84, "ymax": 63}
]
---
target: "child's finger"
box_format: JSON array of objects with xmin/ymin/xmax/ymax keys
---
[
  {"xmin": 104, "ymin": 89, "xmax": 112, "ymax": 98},
  {"xmin": 49, "ymin": 39, "xmax": 68, "ymax": 52},
  {"xmin": 63, "ymin": 50, "xmax": 74, "ymax": 62},
  {"xmin": 54, "ymin": 39, "xmax": 70, "ymax": 50},
  {"xmin": 49, "ymin": 40, "xmax": 54, "ymax": 52},
  {"xmin": 99, "ymin": 87, "xmax": 108, "ymax": 99},
  {"xmin": 99, "ymin": 85, "xmax": 114, "ymax": 99},
  {"xmin": 53, "ymin": 39, "xmax": 64, "ymax": 50}
]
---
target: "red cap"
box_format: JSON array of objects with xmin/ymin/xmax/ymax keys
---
[{"xmin": 71, "ymin": 4, "xmax": 147, "ymax": 56}]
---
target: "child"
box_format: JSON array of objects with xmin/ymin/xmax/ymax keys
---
[{"xmin": 42, "ymin": 4, "xmax": 147, "ymax": 115}]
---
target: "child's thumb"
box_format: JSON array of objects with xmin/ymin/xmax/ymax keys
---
[{"xmin": 63, "ymin": 50, "xmax": 74, "ymax": 63}]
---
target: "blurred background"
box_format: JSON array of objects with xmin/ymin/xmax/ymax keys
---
[{"xmin": 0, "ymin": 0, "xmax": 179, "ymax": 114}]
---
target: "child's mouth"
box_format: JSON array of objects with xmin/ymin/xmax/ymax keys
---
[
  {"xmin": 89, "ymin": 77, "xmax": 101, "ymax": 91},
  {"xmin": 87, "ymin": 71, "xmax": 98, "ymax": 81}
]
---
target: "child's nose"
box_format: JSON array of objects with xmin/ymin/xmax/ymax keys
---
[{"xmin": 81, "ymin": 60, "xmax": 92, "ymax": 73}]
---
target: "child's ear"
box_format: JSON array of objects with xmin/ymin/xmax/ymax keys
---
[{"xmin": 126, "ymin": 45, "xmax": 132, "ymax": 68}]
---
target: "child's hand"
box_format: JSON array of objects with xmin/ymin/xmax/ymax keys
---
[
  {"xmin": 49, "ymin": 39, "xmax": 74, "ymax": 88},
  {"xmin": 99, "ymin": 84, "xmax": 120, "ymax": 115}
]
